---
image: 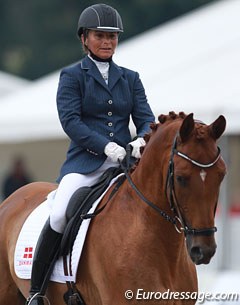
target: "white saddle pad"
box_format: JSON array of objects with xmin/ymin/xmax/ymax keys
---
[{"xmin": 14, "ymin": 175, "xmax": 122, "ymax": 283}]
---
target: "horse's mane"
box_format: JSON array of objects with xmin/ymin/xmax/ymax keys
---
[
  {"xmin": 131, "ymin": 111, "xmax": 208, "ymax": 172},
  {"xmin": 145, "ymin": 111, "xmax": 208, "ymax": 144},
  {"xmin": 143, "ymin": 111, "xmax": 187, "ymax": 145}
]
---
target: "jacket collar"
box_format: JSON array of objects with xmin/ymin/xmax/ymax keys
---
[{"xmin": 80, "ymin": 56, "xmax": 123, "ymax": 91}]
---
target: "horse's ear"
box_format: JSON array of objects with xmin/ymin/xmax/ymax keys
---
[
  {"xmin": 179, "ymin": 113, "xmax": 194, "ymax": 143},
  {"xmin": 209, "ymin": 115, "xmax": 226, "ymax": 140}
]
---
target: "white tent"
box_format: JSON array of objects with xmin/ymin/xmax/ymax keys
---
[
  {"xmin": 0, "ymin": 71, "xmax": 63, "ymax": 142},
  {"xmin": 0, "ymin": 71, "xmax": 30, "ymax": 98},
  {"xmin": 115, "ymin": 0, "xmax": 240, "ymax": 134},
  {"xmin": 0, "ymin": 0, "xmax": 239, "ymax": 143}
]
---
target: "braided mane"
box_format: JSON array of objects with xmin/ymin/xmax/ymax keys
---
[
  {"xmin": 129, "ymin": 112, "xmax": 188, "ymax": 172},
  {"xmin": 144, "ymin": 111, "xmax": 187, "ymax": 144},
  {"xmin": 143, "ymin": 111, "xmax": 208, "ymax": 145}
]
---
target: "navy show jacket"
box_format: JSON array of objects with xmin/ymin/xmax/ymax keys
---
[{"xmin": 56, "ymin": 56, "xmax": 155, "ymax": 181}]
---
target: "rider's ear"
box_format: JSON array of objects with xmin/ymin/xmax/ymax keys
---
[
  {"xmin": 209, "ymin": 115, "xmax": 226, "ymax": 140},
  {"xmin": 179, "ymin": 113, "xmax": 194, "ymax": 143}
]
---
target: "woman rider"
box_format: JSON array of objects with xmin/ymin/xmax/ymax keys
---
[{"xmin": 26, "ymin": 4, "xmax": 155, "ymax": 305}]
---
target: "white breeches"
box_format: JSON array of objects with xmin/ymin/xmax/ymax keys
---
[{"xmin": 49, "ymin": 158, "xmax": 119, "ymax": 233}]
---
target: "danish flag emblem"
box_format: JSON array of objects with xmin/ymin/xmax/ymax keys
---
[{"xmin": 23, "ymin": 247, "xmax": 33, "ymax": 259}]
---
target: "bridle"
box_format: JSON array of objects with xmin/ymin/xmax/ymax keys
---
[
  {"xmin": 165, "ymin": 134, "xmax": 220, "ymax": 236},
  {"xmin": 120, "ymin": 135, "xmax": 221, "ymax": 237}
]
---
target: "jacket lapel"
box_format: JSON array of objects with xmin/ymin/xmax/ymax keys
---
[
  {"xmin": 108, "ymin": 61, "xmax": 123, "ymax": 90},
  {"xmin": 81, "ymin": 56, "xmax": 123, "ymax": 92},
  {"xmin": 81, "ymin": 56, "xmax": 109, "ymax": 91}
]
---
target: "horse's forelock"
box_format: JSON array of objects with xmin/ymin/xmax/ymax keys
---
[{"xmin": 194, "ymin": 124, "xmax": 208, "ymax": 140}]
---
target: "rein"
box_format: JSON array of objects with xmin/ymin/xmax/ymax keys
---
[
  {"xmin": 121, "ymin": 137, "xmax": 221, "ymax": 236},
  {"xmin": 119, "ymin": 151, "xmax": 177, "ymax": 227}
]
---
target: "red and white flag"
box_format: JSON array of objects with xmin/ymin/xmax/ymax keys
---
[{"xmin": 23, "ymin": 247, "xmax": 33, "ymax": 259}]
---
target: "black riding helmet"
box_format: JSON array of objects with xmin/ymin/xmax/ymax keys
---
[{"xmin": 77, "ymin": 3, "xmax": 123, "ymax": 39}]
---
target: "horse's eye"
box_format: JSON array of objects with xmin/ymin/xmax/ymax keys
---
[{"xmin": 176, "ymin": 175, "xmax": 188, "ymax": 187}]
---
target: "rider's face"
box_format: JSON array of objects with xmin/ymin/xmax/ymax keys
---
[{"xmin": 83, "ymin": 30, "xmax": 118, "ymax": 59}]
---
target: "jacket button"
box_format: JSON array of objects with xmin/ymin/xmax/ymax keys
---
[
  {"xmin": 109, "ymin": 132, "xmax": 114, "ymax": 137},
  {"xmin": 108, "ymin": 100, "xmax": 113, "ymax": 104},
  {"xmin": 108, "ymin": 122, "xmax": 113, "ymax": 127},
  {"xmin": 108, "ymin": 112, "xmax": 112, "ymax": 116}
]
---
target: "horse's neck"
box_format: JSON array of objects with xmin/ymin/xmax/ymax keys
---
[
  {"xmin": 128, "ymin": 161, "xmax": 186, "ymax": 265},
  {"xmin": 130, "ymin": 137, "xmax": 171, "ymax": 211},
  {"xmin": 116, "ymin": 183, "xmax": 189, "ymax": 287}
]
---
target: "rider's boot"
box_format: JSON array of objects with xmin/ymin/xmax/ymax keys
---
[{"xmin": 25, "ymin": 218, "xmax": 62, "ymax": 305}]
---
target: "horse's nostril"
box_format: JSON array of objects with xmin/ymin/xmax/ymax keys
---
[{"xmin": 191, "ymin": 246, "xmax": 203, "ymax": 261}]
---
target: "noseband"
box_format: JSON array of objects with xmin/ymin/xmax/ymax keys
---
[{"xmin": 121, "ymin": 134, "xmax": 221, "ymax": 236}]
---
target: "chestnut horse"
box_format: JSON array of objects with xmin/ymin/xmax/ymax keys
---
[{"xmin": 0, "ymin": 112, "xmax": 226, "ymax": 305}]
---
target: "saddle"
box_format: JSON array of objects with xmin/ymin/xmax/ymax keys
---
[
  {"xmin": 60, "ymin": 166, "xmax": 125, "ymax": 256},
  {"xmin": 61, "ymin": 153, "xmax": 132, "ymax": 304}
]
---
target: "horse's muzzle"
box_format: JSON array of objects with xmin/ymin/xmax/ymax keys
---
[{"xmin": 186, "ymin": 236, "xmax": 217, "ymax": 265}]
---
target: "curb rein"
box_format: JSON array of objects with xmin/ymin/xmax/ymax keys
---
[{"xmin": 121, "ymin": 137, "xmax": 221, "ymax": 237}]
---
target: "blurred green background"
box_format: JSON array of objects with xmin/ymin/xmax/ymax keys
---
[{"xmin": 0, "ymin": 0, "xmax": 218, "ymax": 79}]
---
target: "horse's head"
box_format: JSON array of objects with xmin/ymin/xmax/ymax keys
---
[
  {"xmin": 143, "ymin": 112, "xmax": 226, "ymax": 265},
  {"xmin": 177, "ymin": 113, "xmax": 226, "ymax": 264}
]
